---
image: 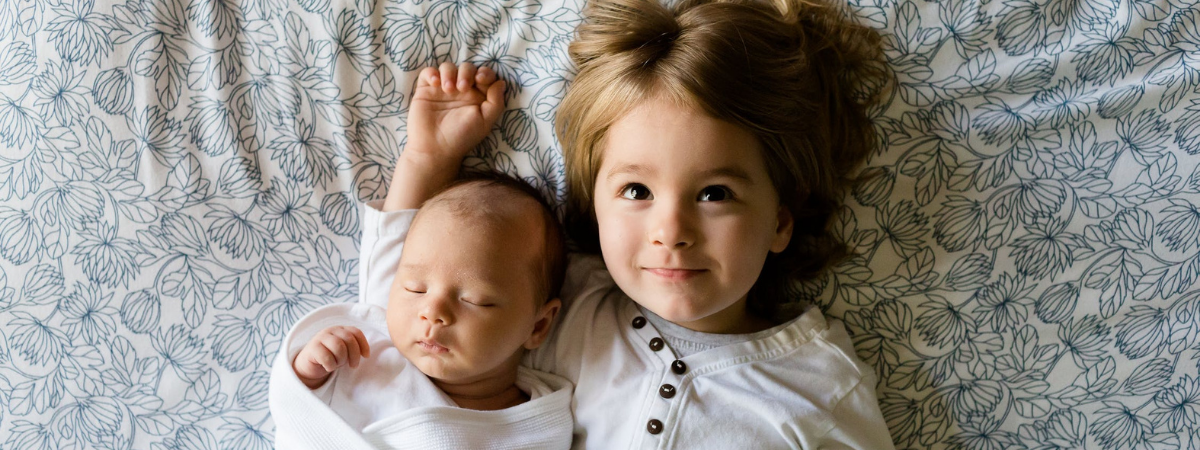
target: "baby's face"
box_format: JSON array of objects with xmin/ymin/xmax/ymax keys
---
[{"xmin": 386, "ymin": 206, "xmax": 548, "ymax": 384}]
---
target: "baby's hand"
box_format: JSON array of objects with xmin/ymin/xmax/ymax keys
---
[
  {"xmin": 406, "ymin": 62, "xmax": 507, "ymax": 162},
  {"xmin": 292, "ymin": 326, "xmax": 371, "ymax": 389}
]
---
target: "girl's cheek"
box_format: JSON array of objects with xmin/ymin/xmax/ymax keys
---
[
  {"xmin": 595, "ymin": 201, "xmax": 619, "ymax": 228},
  {"xmin": 598, "ymin": 217, "xmax": 635, "ymax": 257},
  {"xmin": 597, "ymin": 222, "xmax": 623, "ymax": 251},
  {"xmin": 615, "ymin": 214, "xmax": 643, "ymax": 242}
]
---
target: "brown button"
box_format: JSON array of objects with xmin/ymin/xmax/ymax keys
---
[
  {"xmin": 659, "ymin": 384, "xmax": 676, "ymax": 399},
  {"xmin": 649, "ymin": 337, "xmax": 664, "ymax": 351},
  {"xmin": 647, "ymin": 419, "xmax": 663, "ymax": 434},
  {"xmin": 632, "ymin": 316, "xmax": 647, "ymax": 329},
  {"xmin": 671, "ymin": 360, "xmax": 686, "ymax": 374}
]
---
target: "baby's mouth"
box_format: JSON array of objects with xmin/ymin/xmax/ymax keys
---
[{"xmin": 417, "ymin": 339, "xmax": 449, "ymax": 354}]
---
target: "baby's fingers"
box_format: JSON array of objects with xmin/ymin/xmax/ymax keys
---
[
  {"xmin": 293, "ymin": 345, "xmax": 327, "ymax": 379},
  {"xmin": 354, "ymin": 328, "xmax": 371, "ymax": 359},
  {"xmin": 324, "ymin": 326, "xmax": 370, "ymax": 369},
  {"xmin": 438, "ymin": 62, "xmax": 458, "ymax": 93},
  {"xmin": 476, "ymin": 66, "xmax": 497, "ymax": 87},
  {"xmin": 316, "ymin": 329, "xmax": 355, "ymax": 370},
  {"xmin": 418, "ymin": 67, "xmax": 439, "ymax": 88},
  {"xmin": 313, "ymin": 337, "xmax": 343, "ymax": 372},
  {"xmin": 341, "ymin": 333, "xmax": 363, "ymax": 369},
  {"xmin": 481, "ymin": 79, "xmax": 507, "ymax": 126},
  {"xmin": 344, "ymin": 327, "xmax": 371, "ymax": 368},
  {"xmin": 457, "ymin": 63, "xmax": 477, "ymax": 92}
]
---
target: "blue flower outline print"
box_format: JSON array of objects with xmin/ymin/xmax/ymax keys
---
[
  {"xmin": 5, "ymin": 0, "xmax": 1200, "ymax": 447},
  {"xmin": 841, "ymin": 0, "xmax": 1200, "ymax": 447}
]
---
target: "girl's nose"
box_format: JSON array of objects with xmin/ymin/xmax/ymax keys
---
[{"xmin": 648, "ymin": 201, "xmax": 695, "ymax": 249}]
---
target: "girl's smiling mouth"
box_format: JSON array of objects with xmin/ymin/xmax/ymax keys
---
[{"xmin": 644, "ymin": 268, "xmax": 707, "ymax": 281}]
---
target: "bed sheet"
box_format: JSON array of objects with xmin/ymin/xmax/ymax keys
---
[
  {"xmin": 833, "ymin": 0, "xmax": 1200, "ymax": 448},
  {"xmin": 0, "ymin": 0, "xmax": 574, "ymax": 448},
  {"xmin": 1, "ymin": 0, "xmax": 1198, "ymax": 448}
]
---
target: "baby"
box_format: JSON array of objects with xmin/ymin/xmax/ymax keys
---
[{"xmin": 269, "ymin": 63, "xmax": 572, "ymax": 450}]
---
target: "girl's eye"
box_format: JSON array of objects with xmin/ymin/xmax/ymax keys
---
[
  {"xmin": 698, "ymin": 186, "xmax": 733, "ymax": 202},
  {"xmin": 619, "ymin": 183, "xmax": 652, "ymax": 200}
]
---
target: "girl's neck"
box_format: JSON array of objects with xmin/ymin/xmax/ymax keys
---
[
  {"xmin": 669, "ymin": 295, "xmax": 774, "ymax": 334},
  {"xmin": 432, "ymin": 359, "xmax": 530, "ymax": 411}
]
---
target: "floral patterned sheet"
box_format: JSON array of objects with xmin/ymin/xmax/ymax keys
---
[{"xmin": 1, "ymin": 0, "xmax": 1199, "ymax": 448}]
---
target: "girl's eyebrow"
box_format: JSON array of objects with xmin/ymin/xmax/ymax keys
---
[
  {"xmin": 698, "ymin": 167, "xmax": 754, "ymax": 183},
  {"xmin": 605, "ymin": 164, "xmax": 754, "ymax": 183},
  {"xmin": 605, "ymin": 163, "xmax": 653, "ymax": 181}
]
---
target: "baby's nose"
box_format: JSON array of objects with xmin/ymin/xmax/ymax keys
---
[{"xmin": 418, "ymin": 295, "xmax": 453, "ymax": 325}]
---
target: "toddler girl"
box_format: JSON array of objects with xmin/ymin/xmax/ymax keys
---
[{"xmin": 538, "ymin": 0, "xmax": 897, "ymax": 447}]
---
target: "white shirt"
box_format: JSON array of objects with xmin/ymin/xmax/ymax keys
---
[
  {"xmin": 267, "ymin": 202, "xmax": 575, "ymax": 450},
  {"xmin": 640, "ymin": 305, "xmax": 794, "ymax": 358},
  {"xmin": 526, "ymin": 255, "xmax": 898, "ymax": 450}
]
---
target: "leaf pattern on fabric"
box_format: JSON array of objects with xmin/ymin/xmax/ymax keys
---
[{"xmin": 3, "ymin": 0, "xmax": 1200, "ymax": 448}]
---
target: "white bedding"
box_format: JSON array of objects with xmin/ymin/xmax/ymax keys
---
[{"xmin": 2, "ymin": 0, "xmax": 1199, "ymax": 448}]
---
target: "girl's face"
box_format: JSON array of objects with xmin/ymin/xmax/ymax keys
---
[{"xmin": 593, "ymin": 98, "xmax": 793, "ymax": 334}]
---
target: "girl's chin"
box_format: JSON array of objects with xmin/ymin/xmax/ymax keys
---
[
  {"xmin": 640, "ymin": 301, "xmax": 713, "ymax": 325},
  {"xmin": 634, "ymin": 294, "xmax": 749, "ymax": 332}
]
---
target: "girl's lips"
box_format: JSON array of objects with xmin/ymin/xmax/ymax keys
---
[
  {"xmin": 417, "ymin": 340, "xmax": 449, "ymax": 354},
  {"xmin": 645, "ymin": 268, "xmax": 706, "ymax": 281}
]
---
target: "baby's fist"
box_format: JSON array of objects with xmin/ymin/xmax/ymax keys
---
[{"xmin": 293, "ymin": 326, "xmax": 371, "ymax": 389}]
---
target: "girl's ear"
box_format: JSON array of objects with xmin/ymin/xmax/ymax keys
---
[
  {"xmin": 524, "ymin": 298, "xmax": 562, "ymax": 350},
  {"xmin": 770, "ymin": 205, "xmax": 794, "ymax": 253}
]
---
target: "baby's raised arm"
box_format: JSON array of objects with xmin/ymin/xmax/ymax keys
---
[
  {"xmin": 382, "ymin": 62, "xmax": 506, "ymax": 212},
  {"xmin": 293, "ymin": 325, "xmax": 372, "ymax": 389}
]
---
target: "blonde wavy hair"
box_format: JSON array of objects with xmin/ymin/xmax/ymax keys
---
[{"xmin": 556, "ymin": 0, "xmax": 889, "ymax": 317}]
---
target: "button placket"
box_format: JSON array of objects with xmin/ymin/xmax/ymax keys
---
[
  {"xmin": 644, "ymin": 338, "xmax": 670, "ymax": 436},
  {"xmin": 648, "ymin": 358, "xmax": 686, "ymax": 438},
  {"xmin": 647, "ymin": 419, "xmax": 663, "ymax": 435},
  {"xmin": 627, "ymin": 307, "xmax": 678, "ymax": 440},
  {"xmin": 648, "ymin": 337, "xmax": 664, "ymax": 351},
  {"xmin": 658, "ymin": 384, "xmax": 676, "ymax": 398}
]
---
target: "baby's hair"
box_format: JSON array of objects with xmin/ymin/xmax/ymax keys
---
[
  {"xmin": 556, "ymin": 0, "xmax": 889, "ymax": 318},
  {"xmin": 416, "ymin": 172, "xmax": 568, "ymax": 305}
]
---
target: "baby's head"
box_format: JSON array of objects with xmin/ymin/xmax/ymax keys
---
[
  {"xmin": 556, "ymin": 0, "xmax": 887, "ymax": 330},
  {"xmin": 387, "ymin": 173, "xmax": 565, "ymax": 384}
]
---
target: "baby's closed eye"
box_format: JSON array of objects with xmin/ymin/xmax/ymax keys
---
[{"xmin": 460, "ymin": 297, "xmax": 496, "ymax": 307}]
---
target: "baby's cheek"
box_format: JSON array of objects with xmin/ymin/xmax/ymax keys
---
[
  {"xmin": 385, "ymin": 285, "xmax": 408, "ymax": 313},
  {"xmin": 490, "ymin": 314, "xmax": 530, "ymax": 348},
  {"xmin": 384, "ymin": 306, "xmax": 411, "ymax": 340}
]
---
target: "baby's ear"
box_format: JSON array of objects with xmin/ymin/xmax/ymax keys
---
[{"xmin": 524, "ymin": 298, "xmax": 562, "ymax": 350}]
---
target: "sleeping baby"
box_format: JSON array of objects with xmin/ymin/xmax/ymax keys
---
[{"xmin": 268, "ymin": 63, "xmax": 572, "ymax": 450}]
